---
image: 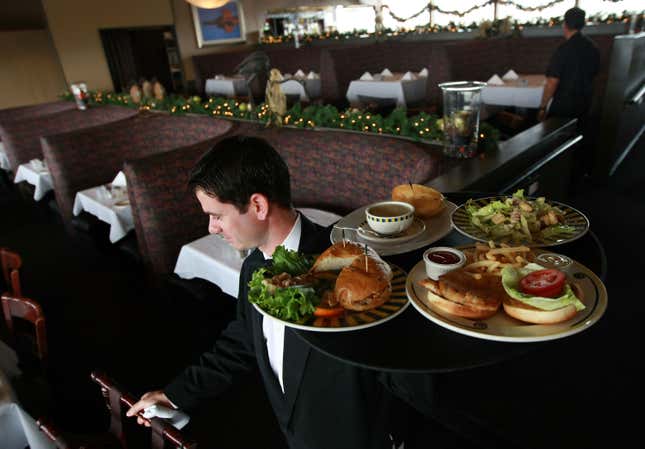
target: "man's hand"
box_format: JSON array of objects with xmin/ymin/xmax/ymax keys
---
[
  {"xmin": 126, "ymin": 390, "xmax": 173, "ymax": 427},
  {"xmin": 537, "ymin": 108, "xmax": 547, "ymax": 122}
]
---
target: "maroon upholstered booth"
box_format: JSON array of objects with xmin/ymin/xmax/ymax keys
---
[
  {"xmin": 41, "ymin": 112, "xmax": 234, "ymax": 221},
  {"xmin": 125, "ymin": 120, "xmax": 442, "ymax": 276},
  {"xmin": 319, "ymin": 41, "xmax": 453, "ymax": 107},
  {"xmin": 0, "ymin": 101, "xmax": 76, "ymax": 126},
  {"xmin": 0, "ymin": 105, "xmax": 138, "ymax": 172},
  {"xmin": 123, "ymin": 140, "xmax": 221, "ymax": 276}
]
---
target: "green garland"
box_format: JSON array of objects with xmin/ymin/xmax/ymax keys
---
[{"xmin": 60, "ymin": 90, "xmax": 500, "ymax": 153}]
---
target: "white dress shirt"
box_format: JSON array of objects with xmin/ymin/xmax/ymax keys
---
[{"xmin": 260, "ymin": 213, "xmax": 302, "ymax": 393}]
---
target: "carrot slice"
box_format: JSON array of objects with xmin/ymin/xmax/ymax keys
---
[{"xmin": 313, "ymin": 306, "xmax": 345, "ymax": 318}]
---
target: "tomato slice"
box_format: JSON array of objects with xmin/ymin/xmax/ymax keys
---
[
  {"xmin": 519, "ymin": 269, "xmax": 566, "ymax": 298},
  {"xmin": 313, "ymin": 305, "xmax": 345, "ymax": 318}
]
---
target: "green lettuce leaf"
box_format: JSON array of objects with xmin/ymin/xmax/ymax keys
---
[
  {"xmin": 271, "ymin": 245, "xmax": 313, "ymax": 276},
  {"xmin": 248, "ymin": 267, "xmax": 317, "ymax": 321},
  {"xmin": 501, "ymin": 263, "xmax": 585, "ymax": 311}
]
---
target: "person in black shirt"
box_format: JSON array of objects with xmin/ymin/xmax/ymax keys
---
[{"xmin": 538, "ymin": 7, "xmax": 600, "ymax": 124}]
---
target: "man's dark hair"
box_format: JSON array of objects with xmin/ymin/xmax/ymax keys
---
[
  {"xmin": 188, "ymin": 135, "xmax": 292, "ymax": 212},
  {"xmin": 564, "ymin": 7, "xmax": 586, "ymax": 31}
]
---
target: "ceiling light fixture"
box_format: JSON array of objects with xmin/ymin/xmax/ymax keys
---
[{"xmin": 185, "ymin": 0, "xmax": 230, "ymax": 9}]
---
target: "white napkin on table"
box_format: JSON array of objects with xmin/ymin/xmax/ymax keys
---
[
  {"xmin": 381, "ymin": 68, "xmax": 393, "ymax": 77},
  {"xmin": 307, "ymin": 71, "xmax": 319, "ymax": 79},
  {"xmin": 401, "ymin": 71, "xmax": 415, "ymax": 81},
  {"xmin": 360, "ymin": 72, "xmax": 374, "ymax": 81},
  {"xmin": 294, "ymin": 69, "xmax": 306, "ymax": 78},
  {"xmin": 111, "ymin": 171, "xmax": 127, "ymax": 187},
  {"xmin": 502, "ymin": 69, "xmax": 519, "ymax": 80},
  {"xmin": 214, "ymin": 74, "xmax": 225, "ymax": 80},
  {"xmin": 30, "ymin": 159, "xmax": 46, "ymax": 171},
  {"xmin": 487, "ymin": 74, "xmax": 504, "ymax": 85},
  {"xmin": 418, "ymin": 67, "xmax": 429, "ymax": 78}
]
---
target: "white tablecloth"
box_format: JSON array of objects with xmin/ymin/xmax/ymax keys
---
[
  {"xmin": 73, "ymin": 185, "xmax": 134, "ymax": 243},
  {"xmin": 281, "ymin": 79, "xmax": 321, "ymax": 102},
  {"xmin": 346, "ymin": 74, "xmax": 427, "ymax": 109},
  {"xmin": 14, "ymin": 162, "xmax": 53, "ymax": 201},
  {"xmin": 0, "ymin": 143, "xmax": 10, "ymax": 171},
  {"xmin": 481, "ymin": 74, "xmax": 545, "ymax": 108},
  {"xmin": 205, "ymin": 77, "xmax": 249, "ymax": 98},
  {"xmin": 173, "ymin": 208, "xmax": 341, "ymax": 298},
  {"xmin": 0, "ymin": 402, "xmax": 57, "ymax": 449}
]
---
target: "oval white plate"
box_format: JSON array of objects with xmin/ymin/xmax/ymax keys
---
[{"xmin": 405, "ymin": 250, "xmax": 607, "ymax": 342}]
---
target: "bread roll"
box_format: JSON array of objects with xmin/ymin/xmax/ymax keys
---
[
  {"xmin": 392, "ymin": 184, "xmax": 445, "ymax": 218},
  {"xmin": 311, "ymin": 241, "xmax": 364, "ymax": 272},
  {"xmin": 335, "ymin": 255, "xmax": 392, "ymax": 311}
]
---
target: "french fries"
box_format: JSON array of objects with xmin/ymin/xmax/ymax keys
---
[{"xmin": 463, "ymin": 241, "xmax": 534, "ymax": 276}]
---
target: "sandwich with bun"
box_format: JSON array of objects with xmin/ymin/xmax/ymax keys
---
[
  {"xmin": 248, "ymin": 241, "xmax": 393, "ymax": 321},
  {"xmin": 500, "ymin": 263, "xmax": 585, "ymax": 324},
  {"xmin": 392, "ymin": 184, "xmax": 445, "ymax": 218}
]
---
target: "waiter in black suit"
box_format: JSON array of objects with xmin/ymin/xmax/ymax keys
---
[{"xmin": 127, "ymin": 135, "xmax": 435, "ymax": 448}]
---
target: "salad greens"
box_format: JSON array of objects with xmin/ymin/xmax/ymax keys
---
[
  {"xmin": 465, "ymin": 189, "xmax": 577, "ymax": 242},
  {"xmin": 501, "ymin": 263, "xmax": 585, "ymax": 311},
  {"xmin": 247, "ymin": 245, "xmax": 318, "ymax": 322}
]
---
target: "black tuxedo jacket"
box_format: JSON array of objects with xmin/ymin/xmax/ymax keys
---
[{"xmin": 165, "ymin": 215, "xmax": 435, "ymax": 449}]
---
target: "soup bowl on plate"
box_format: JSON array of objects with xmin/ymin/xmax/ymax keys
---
[{"xmin": 365, "ymin": 201, "xmax": 415, "ymax": 235}]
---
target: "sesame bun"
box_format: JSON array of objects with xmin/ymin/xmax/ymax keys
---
[
  {"xmin": 392, "ymin": 184, "xmax": 445, "ymax": 218},
  {"xmin": 335, "ymin": 255, "xmax": 392, "ymax": 311},
  {"xmin": 502, "ymin": 283, "xmax": 583, "ymax": 324}
]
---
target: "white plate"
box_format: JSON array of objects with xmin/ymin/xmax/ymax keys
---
[
  {"xmin": 252, "ymin": 265, "xmax": 409, "ymax": 332},
  {"xmin": 356, "ymin": 218, "xmax": 426, "ymax": 244},
  {"xmin": 405, "ymin": 250, "xmax": 607, "ymax": 342},
  {"xmin": 330, "ymin": 201, "xmax": 456, "ymax": 256}
]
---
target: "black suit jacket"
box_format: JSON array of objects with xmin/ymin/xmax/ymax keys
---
[{"xmin": 165, "ymin": 215, "xmax": 435, "ymax": 449}]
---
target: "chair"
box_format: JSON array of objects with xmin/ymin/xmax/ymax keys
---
[
  {"xmin": 0, "ymin": 293, "xmax": 47, "ymax": 363},
  {"xmin": 91, "ymin": 370, "xmax": 197, "ymax": 449},
  {"xmin": 0, "ymin": 247, "xmax": 22, "ymax": 297}
]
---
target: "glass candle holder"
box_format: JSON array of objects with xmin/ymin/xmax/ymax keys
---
[{"xmin": 438, "ymin": 81, "xmax": 486, "ymax": 158}]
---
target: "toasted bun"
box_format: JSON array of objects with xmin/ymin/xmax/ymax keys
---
[
  {"xmin": 335, "ymin": 255, "xmax": 392, "ymax": 311},
  {"xmin": 502, "ymin": 283, "xmax": 583, "ymax": 324},
  {"xmin": 392, "ymin": 184, "xmax": 445, "ymax": 218},
  {"xmin": 311, "ymin": 241, "xmax": 364, "ymax": 272},
  {"xmin": 417, "ymin": 271, "xmax": 502, "ymax": 320}
]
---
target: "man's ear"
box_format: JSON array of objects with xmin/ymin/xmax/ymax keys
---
[{"xmin": 249, "ymin": 193, "xmax": 270, "ymax": 220}]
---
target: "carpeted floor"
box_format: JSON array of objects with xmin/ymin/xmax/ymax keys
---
[{"xmin": 1, "ymin": 137, "xmax": 642, "ymax": 448}]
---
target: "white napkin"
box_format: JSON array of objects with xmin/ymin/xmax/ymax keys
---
[
  {"xmin": 30, "ymin": 159, "xmax": 46, "ymax": 171},
  {"xmin": 381, "ymin": 68, "xmax": 393, "ymax": 77},
  {"xmin": 307, "ymin": 71, "xmax": 319, "ymax": 79},
  {"xmin": 360, "ymin": 72, "xmax": 373, "ymax": 81},
  {"xmin": 487, "ymin": 74, "xmax": 504, "ymax": 85},
  {"xmin": 142, "ymin": 405, "xmax": 190, "ymax": 430},
  {"xmin": 282, "ymin": 73, "xmax": 292, "ymax": 79},
  {"xmin": 214, "ymin": 74, "xmax": 224, "ymax": 80},
  {"xmin": 418, "ymin": 67, "xmax": 429, "ymax": 78},
  {"xmin": 111, "ymin": 171, "xmax": 127, "ymax": 187},
  {"xmin": 294, "ymin": 69, "xmax": 305, "ymax": 78},
  {"xmin": 502, "ymin": 69, "xmax": 519, "ymax": 80},
  {"xmin": 401, "ymin": 71, "xmax": 415, "ymax": 81}
]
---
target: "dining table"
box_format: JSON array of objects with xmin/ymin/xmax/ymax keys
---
[
  {"xmin": 346, "ymin": 72, "xmax": 427, "ymax": 109},
  {"xmin": 280, "ymin": 77, "xmax": 322, "ymax": 103},
  {"xmin": 204, "ymin": 75, "xmax": 250, "ymax": 98},
  {"xmin": 173, "ymin": 208, "xmax": 342, "ymax": 298},
  {"xmin": 0, "ymin": 143, "xmax": 10, "ymax": 171},
  {"xmin": 294, "ymin": 192, "xmax": 608, "ymax": 374},
  {"xmin": 13, "ymin": 160, "xmax": 53, "ymax": 201},
  {"xmin": 481, "ymin": 74, "xmax": 546, "ymax": 109},
  {"xmin": 72, "ymin": 184, "xmax": 133, "ymax": 243}
]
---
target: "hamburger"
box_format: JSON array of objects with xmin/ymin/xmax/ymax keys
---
[
  {"xmin": 392, "ymin": 183, "xmax": 445, "ymax": 218},
  {"xmin": 500, "ymin": 263, "xmax": 585, "ymax": 324},
  {"xmin": 418, "ymin": 269, "xmax": 504, "ymax": 320},
  {"xmin": 335, "ymin": 254, "xmax": 392, "ymax": 311}
]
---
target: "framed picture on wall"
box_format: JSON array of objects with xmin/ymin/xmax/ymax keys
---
[{"xmin": 191, "ymin": 1, "xmax": 246, "ymax": 48}]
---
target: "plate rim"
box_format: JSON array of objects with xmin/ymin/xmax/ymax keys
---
[
  {"xmin": 357, "ymin": 217, "xmax": 426, "ymax": 244},
  {"xmin": 253, "ymin": 264, "xmax": 409, "ymax": 332},
  {"xmin": 330, "ymin": 200, "xmax": 457, "ymax": 256},
  {"xmin": 450, "ymin": 196, "xmax": 590, "ymax": 247},
  {"xmin": 405, "ymin": 250, "xmax": 607, "ymax": 343}
]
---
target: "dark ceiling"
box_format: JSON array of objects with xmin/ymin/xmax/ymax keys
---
[{"xmin": 0, "ymin": 0, "xmax": 47, "ymax": 31}]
